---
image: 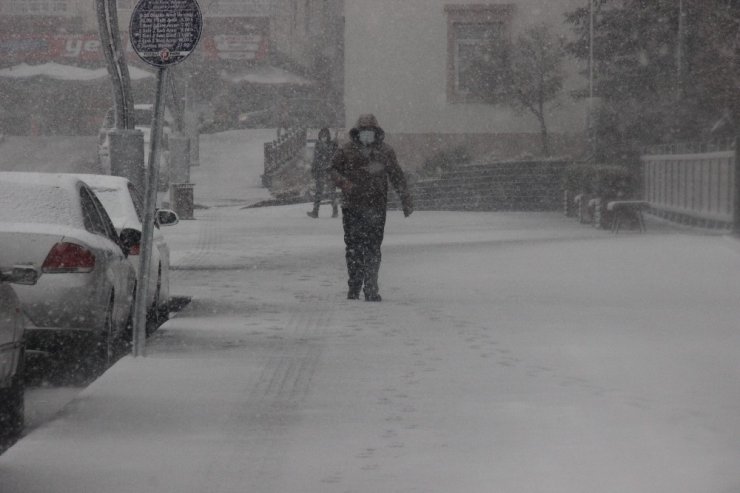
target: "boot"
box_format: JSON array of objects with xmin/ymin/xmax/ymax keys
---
[
  {"xmin": 306, "ymin": 210, "xmax": 318, "ymax": 218},
  {"xmin": 331, "ymin": 207, "xmax": 339, "ymax": 218}
]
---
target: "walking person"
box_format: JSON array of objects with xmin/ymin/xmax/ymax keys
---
[
  {"xmin": 307, "ymin": 128, "xmax": 339, "ymax": 218},
  {"xmin": 330, "ymin": 114, "xmax": 413, "ymax": 302}
]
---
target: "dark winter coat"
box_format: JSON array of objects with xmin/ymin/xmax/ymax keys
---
[
  {"xmin": 311, "ymin": 139, "xmax": 338, "ymax": 179},
  {"xmin": 330, "ymin": 116, "xmax": 413, "ymax": 212}
]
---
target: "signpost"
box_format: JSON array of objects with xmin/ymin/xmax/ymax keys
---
[{"xmin": 129, "ymin": 0, "xmax": 202, "ymax": 357}]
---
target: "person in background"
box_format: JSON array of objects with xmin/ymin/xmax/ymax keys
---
[
  {"xmin": 307, "ymin": 128, "xmax": 339, "ymax": 218},
  {"xmin": 330, "ymin": 114, "xmax": 413, "ymax": 302}
]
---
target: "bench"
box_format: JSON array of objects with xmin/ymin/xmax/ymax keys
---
[
  {"xmin": 574, "ymin": 193, "xmax": 595, "ymax": 224},
  {"xmin": 606, "ymin": 200, "xmax": 649, "ymax": 233}
]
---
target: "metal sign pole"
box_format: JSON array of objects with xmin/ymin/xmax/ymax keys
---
[
  {"xmin": 128, "ymin": 0, "xmax": 202, "ymax": 356},
  {"xmin": 132, "ymin": 66, "xmax": 167, "ymax": 357}
]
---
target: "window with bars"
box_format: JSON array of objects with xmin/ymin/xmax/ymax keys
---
[{"xmin": 445, "ymin": 4, "xmax": 514, "ymax": 103}]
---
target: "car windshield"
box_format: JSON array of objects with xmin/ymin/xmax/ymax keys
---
[
  {"xmin": 87, "ymin": 187, "xmax": 133, "ymax": 229},
  {"xmin": 2, "ymin": 2, "xmax": 740, "ymax": 492}
]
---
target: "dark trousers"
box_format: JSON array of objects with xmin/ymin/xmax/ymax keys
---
[
  {"xmin": 312, "ymin": 174, "xmax": 338, "ymax": 213},
  {"xmin": 342, "ymin": 207, "xmax": 387, "ymax": 296}
]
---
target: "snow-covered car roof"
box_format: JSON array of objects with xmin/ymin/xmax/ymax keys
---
[
  {"xmin": 0, "ymin": 171, "xmax": 84, "ymax": 188},
  {"xmin": 72, "ymin": 173, "xmax": 130, "ymax": 191},
  {"xmin": 0, "ymin": 172, "xmax": 84, "ymax": 225},
  {"xmin": 68, "ymin": 174, "xmax": 140, "ymax": 231}
]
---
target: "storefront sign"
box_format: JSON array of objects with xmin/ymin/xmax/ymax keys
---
[
  {"xmin": 129, "ymin": 0, "xmax": 203, "ymax": 67},
  {"xmin": 0, "ymin": 31, "xmax": 268, "ymax": 65},
  {"xmin": 207, "ymin": 0, "xmax": 275, "ymax": 17}
]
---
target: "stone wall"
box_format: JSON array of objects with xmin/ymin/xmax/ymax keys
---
[{"xmin": 389, "ymin": 159, "xmax": 570, "ymax": 211}]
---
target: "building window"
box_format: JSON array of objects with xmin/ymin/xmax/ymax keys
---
[{"xmin": 445, "ymin": 4, "xmax": 514, "ymax": 103}]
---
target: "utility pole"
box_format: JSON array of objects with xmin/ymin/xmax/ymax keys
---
[
  {"xmin": 676, "ymin": 0, "xmax": 684, "ymax": 102},
  {"xmin": 106, "ymin": 0, "xmax": 135, "ymax": 129},
  {"xmin": 588, "ymin": 0, "xmax": 595, "ymax": 162},
  {"xmin": 734, "ymin": 19, "xmax": 740, "ymax": 235},
  {"xmin": 97, "ymin": 0, "xmax": 145, "ymax": 190},
  {"xmin": 96, "ymin": 0, "xmax": 133, "ymax": 129},
  {"xmin": 96, "ymin": 0, "xmax": 125, "ymax": 129}
]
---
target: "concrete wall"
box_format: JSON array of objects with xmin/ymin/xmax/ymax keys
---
[{"xmin": 386, "ymin": 131, "xmax": 585, "ymax": 171}]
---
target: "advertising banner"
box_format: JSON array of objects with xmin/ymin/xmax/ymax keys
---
[{"xmin": 0, "ymin": 18, "xmax": 268, "ymax": 66}]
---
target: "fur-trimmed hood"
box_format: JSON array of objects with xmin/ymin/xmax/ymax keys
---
[{"xmin": 349, "ymin": 114, "xmax": 385, "ymax": 144}]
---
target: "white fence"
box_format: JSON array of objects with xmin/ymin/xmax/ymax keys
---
[{"xmin": 641, "ymin": 150, "xmax": 735, "ymax": 227}]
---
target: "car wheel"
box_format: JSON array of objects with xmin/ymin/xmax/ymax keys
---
[
  {"xmin": 147, "ymin": 268, "xmax": 168, "ymax": 334},
  {"xmin": 85, "ymin": 299, "xmax": 115, "ymax": 381},
  {"xmin": 121, "ymin": 285, "xmax": 136, "ymax": 351},
  {"xmin": 0, "ymin": 353, "xmax": 25, "ymax": 439},
  {"xmin": 156, "ymin": 267, "xmax": 170, "ymax": 325}
]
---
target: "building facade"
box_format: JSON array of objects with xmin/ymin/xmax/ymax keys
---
[{"xmin": 344, "ymin": 0, "xmax": 587, "ymax": 166}]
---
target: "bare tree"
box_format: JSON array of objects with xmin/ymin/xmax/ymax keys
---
[{"xmin": 508, "ymin": 24, "xmax": 565, "ymax": 157}]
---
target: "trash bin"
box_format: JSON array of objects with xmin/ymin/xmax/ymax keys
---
[{"xmin": 170, "ymin": 183, "xmax": 194, "ymax": 220}]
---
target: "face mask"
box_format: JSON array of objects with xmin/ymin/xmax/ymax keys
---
[{"xmin": 358, "ymin": 130, "xmax": 375, "ymax": 145}]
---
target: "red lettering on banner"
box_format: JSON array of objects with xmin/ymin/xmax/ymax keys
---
[{"xmin": 1, "ymin": 32, "xmax": 268, "ymax": 64}]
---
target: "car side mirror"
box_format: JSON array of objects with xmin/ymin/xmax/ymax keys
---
[
  {"xmin": 0, "ymin": 266, "xmax": 39, "ymax": 285},
  {"xmin": 119, "ymin": 228, "xmax": 142, "ymax": 257},
  {"xmin": 156, "ymin": 209, "xmax": 179, "ymax": 227}
]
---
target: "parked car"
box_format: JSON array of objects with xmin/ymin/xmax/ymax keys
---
[
  {"xmin": 0, "ymin": 265, "xmax": 38, "ymax": 438},
  {"xmin": 97, "ymin": 104, "xmax": 174, "ymax": 188},
  {"xmin": 0, "ymin": 172, "xmax": 138, "ymax": 378},
  {"xmin": 74, "ymin": 174, "xmax": 178, "ymax": 329}
]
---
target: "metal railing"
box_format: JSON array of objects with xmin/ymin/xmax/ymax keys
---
[
  {"xmin": 641, "ymin": 150, "xmax": 735, "ymax": 227},
  {"xmin": 262, "ymin": 128, "xmax": 306, "ymax": 187},
  {"xmin": 642, "ymin": 139, "xmax": 734, "ymax": 156},
  {"xmin": 388, "ymin": 160, "xmax": 570, "ymax": 212}
]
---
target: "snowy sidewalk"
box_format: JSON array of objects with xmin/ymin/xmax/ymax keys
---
[
  {"xmin": 3, "ymin": 130, "xmax": 740, "ymax": 492},
  {"xmin": 3, "ymin": 205, "xmax": 740, "ymax": 492}
]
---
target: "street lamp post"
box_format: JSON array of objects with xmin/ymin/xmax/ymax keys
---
[
  {"xmin": 734, "ymin": 27, "xmax": 740, "ymax": 235},
  {"xmin": 588, "ymin": 0, "xmax": 595, "ymax": 161}
]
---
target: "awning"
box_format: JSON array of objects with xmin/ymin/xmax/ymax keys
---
[
  {"xmin": 219, "ymin": 65, "xmax": 313, "ymax": 85},
  {"xmin": 0, "ymin": 62, "xmax": 154, "ymax": 81}
]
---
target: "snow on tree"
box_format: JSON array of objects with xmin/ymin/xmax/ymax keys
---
[{"xmin": 566, "ymin": 0, "xmax": 740, "ymax": 160}]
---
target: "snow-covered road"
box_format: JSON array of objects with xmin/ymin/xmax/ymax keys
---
[
  {"xmin": 3, "ymin": 202, "xmax": 740, "ymax": 493},
  {"xmin": 2, "ymin": 130, "xmax": 740, "ymax": 492}
]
